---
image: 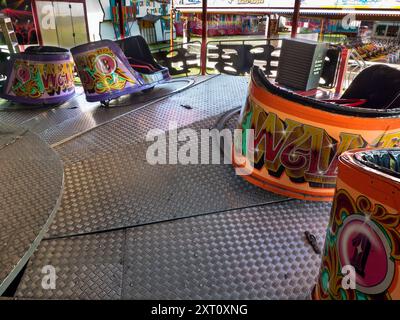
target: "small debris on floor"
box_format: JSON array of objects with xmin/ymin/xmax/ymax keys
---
[
  {"xmin": 305, "ymin": 231, "xmax": 321, "ymax": 255},
  {"xmin": 180, "ymin": 104, "xmax": 193, "ymax": 110}
]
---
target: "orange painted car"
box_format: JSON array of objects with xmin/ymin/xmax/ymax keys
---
[
  {"xmin": 313, "ymin": 149, "xmax": 400, "ymax": 299},
  {"xmin": 233, "ymin": 65, "xmax": 400, "ymax": 201}
]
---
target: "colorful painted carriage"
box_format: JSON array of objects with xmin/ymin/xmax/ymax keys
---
[
  {"xmin": 1, "ymin": 36, "xmax": 170, "ymax": 107},
  {"xmin": 71, "ymin": 37, "xmax": 170, "ymax": 106},
  {"xmin": 313, "ymin": 149, "xmax": 400, "ymax": 299},
  {"xmin": 233, "ymin": 65, "xmax": 400, "ymax": 201},
  {"xmin": 0, "ymin": 46, "xmax": 75, "ymax": 105}
]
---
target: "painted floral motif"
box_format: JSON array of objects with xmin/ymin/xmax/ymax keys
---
[
  {"xmin": 11, "ymin": 59, "xmax": 74, "ymax": 99},
  {"xmin": 315, "ymin": 189, "xmax": 400, "ymax": 300},
  {"xmin": 74, "ymin": 47, "xmax": 137, "ymax": 95}
]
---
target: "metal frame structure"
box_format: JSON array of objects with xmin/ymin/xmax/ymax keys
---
[
  {"xmin": 291, "ymin": 0, "xmax": 301, "ymax": 38},
  {"xmin": 174, "ymin": 1, "xmax": 400, "ymax": 76}
]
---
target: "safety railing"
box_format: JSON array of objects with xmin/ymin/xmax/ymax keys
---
[
  {"xmin": 151, "ymin": 41, "xmax": 201, "ymax": 77},
  {"xmin": 346, "ymin": 49, "xmax": 367, "ymax": 89},
  {"xmin": 150, "ymin": 38, "xmax": 282, "ymax": 78},
  {"xmin": 150, "ymin": 37, "xmax": 366, "ymax": 91},
  {"xmin": 206, "ymin": 38, "xmax": 282, "ymax": 77}
]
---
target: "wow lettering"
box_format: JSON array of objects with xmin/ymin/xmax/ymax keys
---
[
  {"xmin": 241, "ymin": 98, "xmax": 367, "ymax": 188},
  {"xmin": 12, "ymin": 60, "xmax": 74, "ymax": 99}
]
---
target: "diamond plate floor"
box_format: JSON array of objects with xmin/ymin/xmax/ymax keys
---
[
  {"xmin": 1, "ymin": 75, "xmax": 332, "ymax": 299},
  {"xmin": 0, "ymin": 78, "xmax": 202, "ymax": 146},
  {"xmin": 54, "ymin": 75, "xmax": 248, "ymax": 164},
  {"xmin": 45, "ymin": 115, "xmax": 286, "ymax": 238},
  {"xmin": 0, "ymin": 124, "xmax": 63, "ymax": 294},
  {"xmin": 15, "ymin": 201, "xmax": 331, "ymax": 300}
]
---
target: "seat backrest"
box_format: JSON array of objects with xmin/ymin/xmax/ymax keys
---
[
  {"xmin": 342, "ymin": 64, "xmax": 400, "ymax": 109},
  {"xmin": 24, "ymin": 46, "xmax": 69, "ymax": 54},
  {"xmin": 115, "ymin": 36, "xmax": 157, "ymax": 66}
]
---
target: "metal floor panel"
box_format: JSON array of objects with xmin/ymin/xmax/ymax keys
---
[
  {"xmin": 41, "ymin": 76, "xmax": 259, "ymax": 237},
  {"xmin": 45, "ymin": 119, "xmax": 286, "ymax": 237},
  {"xmin": 0, "ymin": 125, "xmax": 64, "ymax": 294},
  {"xmin": 0, "ymin": 108, "xmax": 50, "ymax": 128},
  {"xmin": 0, "ymin": 78, "xmax": 206, "ymax": 145},
  {"xmin": 55, "ymin": 75, "xmax": 248, "ymax": 164},
  {"xmin": 37, "ymin": 80, "xmax": 195, "ymax": 146},
  {"xmin": 9, "ymin": 75, "xmax": 332, "ymax": 299},
  {"xmin": 16, "ymin": 200, "xmax": 331, "ymax": 300},
  {"xmin": 15, "ymin": 231, "xmax": 125, "ymax": 300},
  {"xmin": 122, "ymin": 200, "xmax": 331, "ymax": 300},
  {"xmin": 0, "ymin": 88, "xmax": 85, "ymax": 126}
]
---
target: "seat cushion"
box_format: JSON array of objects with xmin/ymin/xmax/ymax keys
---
[{"xmin": 342, "ymin": 64, "xmax": 400, "ymax": 109}]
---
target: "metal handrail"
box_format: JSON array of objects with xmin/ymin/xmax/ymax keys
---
[
  {"xmin": 150, "ymin": 41, "xmax": 202, "ymax": 54},
  {"xmin": 345, "ymin": 49, "xmax": 367, "ymax": 90},
  {"xmin": 150, "ymin": 41, "xmax": 202, "ymax": 77},
  {"xmin": 205, "ymin": 37, "xmax": 282, "ymax": 76}
]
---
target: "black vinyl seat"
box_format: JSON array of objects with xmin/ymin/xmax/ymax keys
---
[
  {"xmin": 115, "ymin": 36, "xmax": 164, "ymax": 73},
  {"xmin": 24, "ymin": 46, "xmax": 69, "ymax": 54},
  {"xmin": 252, "ymin": 65, "xmax": 400, "ymax": 117},
  {"xmin": 342, "ymin": 64, "xmax": 400, "ymax": 109}
]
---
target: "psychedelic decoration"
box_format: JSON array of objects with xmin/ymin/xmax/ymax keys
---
[
  {"xmin": 0, "ymin": 47, "xmax": 75, "ymax": 105},
  {"xmin": 71, "ymin": 38, "xmax": 170, "ymax": 104},
  {"xmin": 71, "ymin": 40, "xmax": 141, "ymax": 103},
  {"xmin": 232, "ymin": 66, "xmax": 400, "ymax": 201},
  {"xmin": 313, "ymin": 149, "xmax": 400, "ymax": 300}
]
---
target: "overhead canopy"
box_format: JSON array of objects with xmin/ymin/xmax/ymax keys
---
[{"xmin": 176, "ymin": 5, "xmax": 400, "ymax": 21}]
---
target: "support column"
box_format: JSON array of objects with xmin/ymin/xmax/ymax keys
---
[
  {"xmin": 265, "ymin": 15, "xmax": 270, "ymax": 38},
  {"xmin": 170, "ymin": 0, "xmax": 174, "ymax": 51},
  {"xmin": 117, "ymin": 0, "xmax": 125, "ymax": 39},
  {"xmin": 200, "ymin": 0, "xmax": 208, "ymax": 75},
  {"xmin": 291, "ymin": 0, "xmax": 301, "ymax": 38},
  {"xmin": 319, "ymin": 18, "xmax": 325, "ymax": 42},
  {"xmin": 335, "ymin": 47, "xmax": 350, "ymax": 96}
]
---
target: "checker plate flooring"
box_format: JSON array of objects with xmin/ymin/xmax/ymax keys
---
[
  {"xmin": 0, "ymin": 75, "xmax": 331, "ymax": 299},
  {"xmin": 0, "ymin": 125, "xmax": 63, "ymax": 294},
  {"xmin": 16, "ymin": 201, "xmax": 331, "ymax": 300}
]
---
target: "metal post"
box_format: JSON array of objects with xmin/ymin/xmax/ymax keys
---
[
  {"xmin": 118, "ymin": 0, "xmax": 125, "ymax": 39},
  {"xmin": 265, "ymin": 15, "xmax": 270, "ymax": 38},
  {"xmin": 335, "ymin": 47, "xmax": 350, "ymax": 96},
  {"xmin": 200, "ymin": 0, "xmax": 208, "ymax": 75},
  {"xmin": 31, "ymin": 0, "xmax": 43, "ymax": 46},
  {"xmin": 291, "ymin": 0, "xmax": 301, "ymax": 38},
  {"xmin": 319, "ymin": 18, "xmax": 325, "ymax": 42},
  {"xmin": 170, "ymin": 0, "xmax": 174, "ymax": 52}
]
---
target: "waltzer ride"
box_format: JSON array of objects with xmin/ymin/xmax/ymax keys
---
[
  {"xmin": 0, "ymin": 36, "xmax": 170, "ymax": 108},
  {"xmin": 0, "ymin": 46, "xmax": 76, "ymax": 106},
  {"xmin": 233, "ymin": 38, "xmax": 400, "ymax": 202},
  {"xmin": 71, "ymin": 37, "xmax": 170, "ymax": 107},
  {"xmin": 313, "ymin": 149, "xmax": 400, "ymax": 300}
]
